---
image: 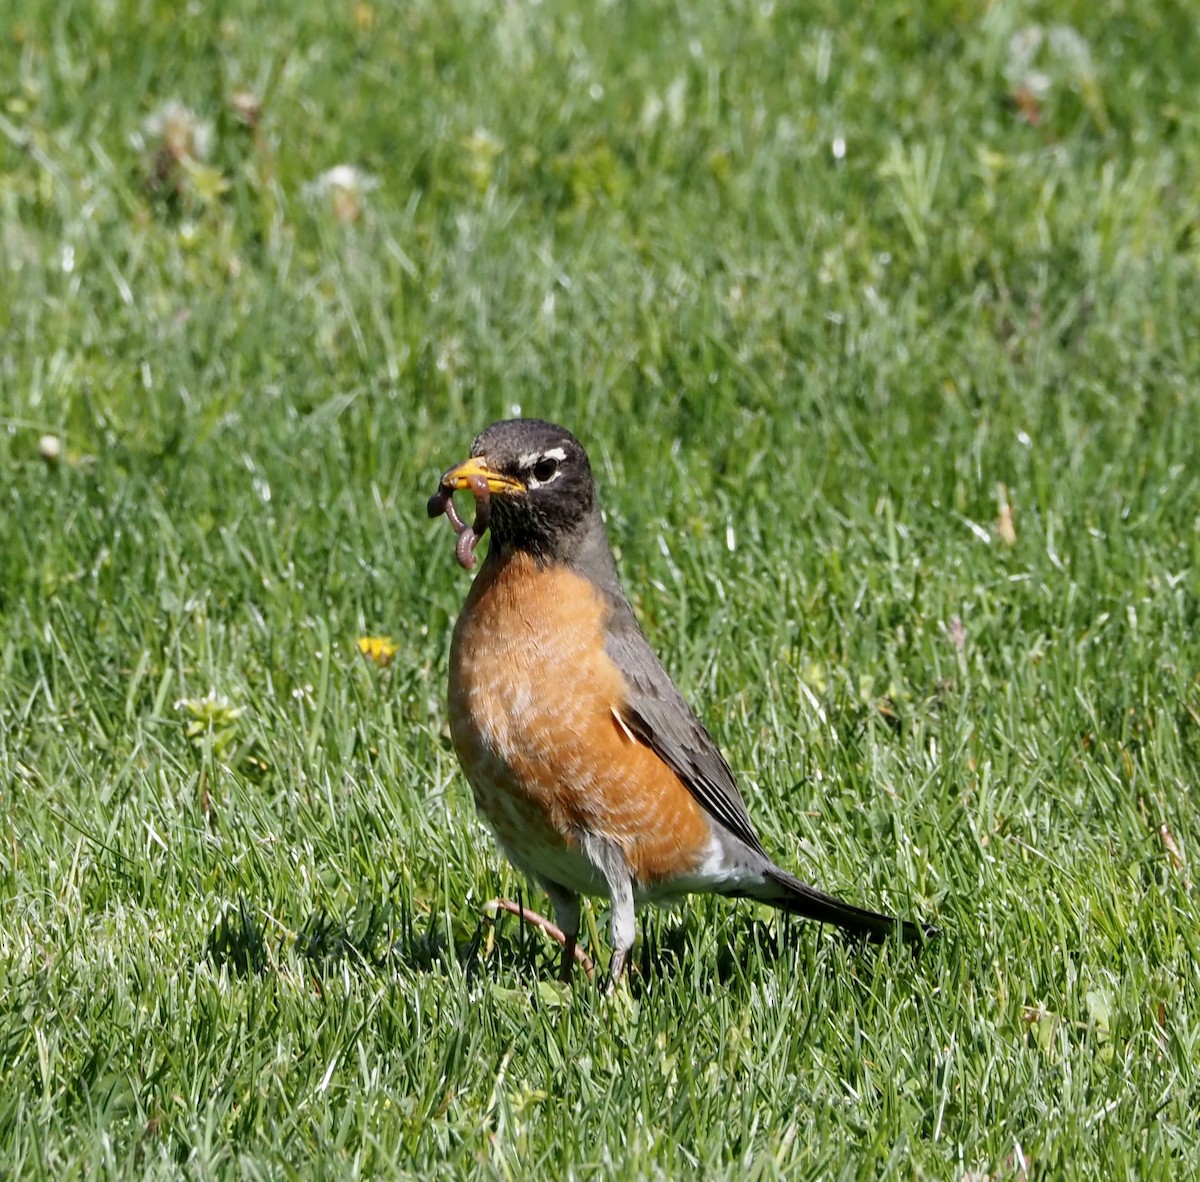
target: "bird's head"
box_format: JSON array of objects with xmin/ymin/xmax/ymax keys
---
[{"xmin": 434, "ymin": 418, "xmax": 600, "ymax": 563}]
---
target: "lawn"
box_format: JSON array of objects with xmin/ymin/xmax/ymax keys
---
[{"xmin": 2, "ymin": 0, "xmax": 1199, "ymax": 1177}]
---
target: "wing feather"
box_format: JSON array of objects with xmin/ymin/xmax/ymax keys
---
[{"xmin": 603, "ymin": 604, "xmax": 767, "ymax": 857}]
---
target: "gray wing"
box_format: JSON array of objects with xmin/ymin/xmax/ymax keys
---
[
  {"xmin": 599, "ymin": 584, "xmax": 932, "ymax": 943},
  {"xmin": 602, "ymin": 598, "xmax": 768, "ymax": 858}
]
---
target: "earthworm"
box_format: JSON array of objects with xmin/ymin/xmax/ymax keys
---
[{"xmin": 427, "ymin": 473, "xmax": 491, "ymax": 570}]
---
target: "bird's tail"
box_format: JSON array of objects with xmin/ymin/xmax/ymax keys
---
[{"xmin": 759, "ymin": 866, "xmax": 934, "ymax": 944}]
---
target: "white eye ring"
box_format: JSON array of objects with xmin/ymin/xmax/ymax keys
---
[{"xmin": 520, "ymin": 445, "xmax": 568, "ymax": 487}]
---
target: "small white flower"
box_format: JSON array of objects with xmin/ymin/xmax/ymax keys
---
[
  {"xmin": 141, "ymin": 100, "xmax": 213, "ymax": 162},
  {"xmin": 1004, "ymin": 23, "xmax": 1095, "ymax": 97},
  {"xmin": 309, "ymin": 164, "xmax": 379, "ymax": 194},
  {"xmin": 304, "ymin": 165, "xmax": 380, "ymax": 222}
]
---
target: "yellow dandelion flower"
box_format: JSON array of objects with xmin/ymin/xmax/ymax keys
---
[{"xmin": 357, "ymin": 636, "xmax": 398, "ymax": 667}]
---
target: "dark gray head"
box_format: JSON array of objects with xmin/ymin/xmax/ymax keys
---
[{"xmin": 437, "ymin": 418, "xmax": 606, "ymax": 565}]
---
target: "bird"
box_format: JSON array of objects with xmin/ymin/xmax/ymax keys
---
[{"xmin": 432, "ymin": 417, "xmax": 932, "ymax": 988}]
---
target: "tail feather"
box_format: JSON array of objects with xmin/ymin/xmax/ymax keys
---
[{"xmin": 762, "ymin": 867, "xmax": 934, "ymax": 944}]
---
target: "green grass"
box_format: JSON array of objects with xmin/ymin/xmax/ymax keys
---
[{"xmin": 3, "ymin": 0, "xmax": 1199, "ymax": 1176}]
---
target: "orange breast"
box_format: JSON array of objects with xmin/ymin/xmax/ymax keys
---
[{"xmin": 448, "ymin": 552, "xmax": 713, "ymax": 892}]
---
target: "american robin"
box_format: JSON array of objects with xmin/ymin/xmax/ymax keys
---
[{"xmin": 432, "ymin": 418, "xmax": 931, "ymax": 987}]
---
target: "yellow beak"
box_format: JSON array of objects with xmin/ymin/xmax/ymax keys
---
[{"xmin": 438, "ymin": 456, "xmax": 524, "ymax": 495}]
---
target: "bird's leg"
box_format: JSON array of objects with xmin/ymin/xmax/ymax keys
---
[
  {"xmin": 483, "ymin": 896, "xmax": 594, "ymax": 980},
  {"xmin": 604, "ymin": 873, "xmax": 636, "ymax": 995},
  {"xmin": 559, "ymin": 934, "xmax": 579, "ymax": 983},
  {"xmin": 574, "ymin": 831, "xmax": 637, "ymax": 993},
  {"xmin": 540, "ymin": 881, "xmax": 581, "ymax": 984},
  {"xmin": 607, "ymin": 946, "xmax": 629, "ymax": 992}
]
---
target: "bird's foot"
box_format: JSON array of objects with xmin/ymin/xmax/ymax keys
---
[{"xmin": 483, "ymin": 897, "xmax": 595, "ymax": 983}]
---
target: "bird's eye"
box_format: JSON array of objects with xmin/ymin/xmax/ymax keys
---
[{"xmin": 531, "ymin": 456, "xmax": 559, "ymax": 483}]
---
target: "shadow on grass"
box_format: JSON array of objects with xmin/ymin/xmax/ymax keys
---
[
  {"xmin": 204, "ymin": 885, "xmax": 552, "ymax": 982},
  {"xmin": 205, "ymin": 889, "xmax": 931, "ymax": 995},
  {"xmin": 206, "ymin": 897, "xmax": 269, "ymax": 975}
]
